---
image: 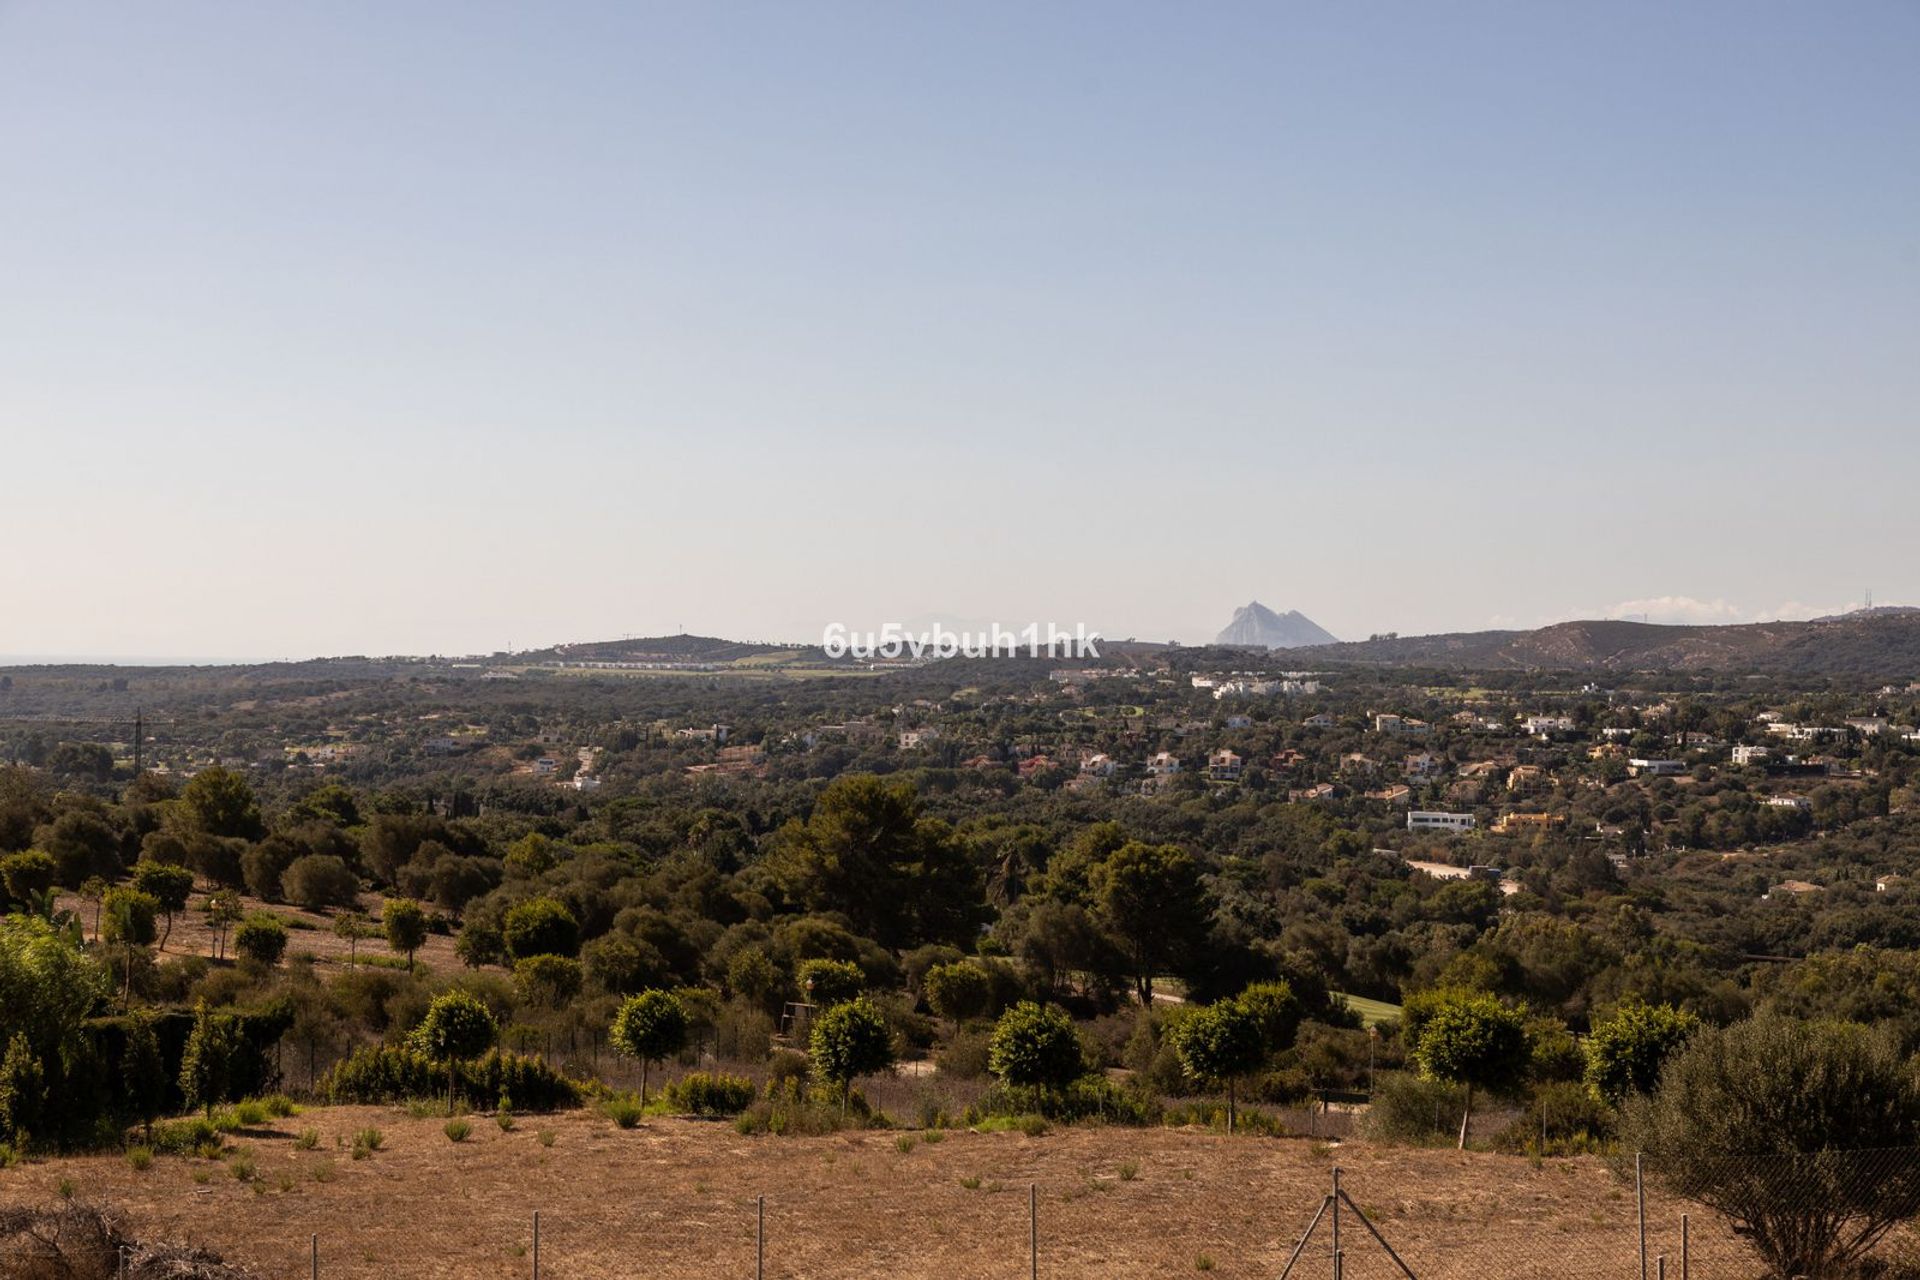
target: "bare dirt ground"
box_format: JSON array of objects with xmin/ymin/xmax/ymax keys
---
[{"xmin": 1, "ymin": 1106, "xmax": 1769, "ymax": 1280}]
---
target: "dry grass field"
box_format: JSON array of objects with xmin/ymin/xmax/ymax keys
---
[{"xmin": 0, "ymin": 1105, "xmax": 1770, "ymax": 1280}]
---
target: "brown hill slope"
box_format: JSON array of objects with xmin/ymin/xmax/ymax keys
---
[{"xmin": 1288, "ymin": 614, "xmax": 1920, "ymax": 675}]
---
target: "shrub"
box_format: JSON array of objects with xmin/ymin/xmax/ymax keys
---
[
  {"xmin": 125, "ymin": 1145, "xmax": 153, "ymax": 1171},
  {"xmin": 1361, "ymin": 1071, "xmax": 1467, "ymax": 1146},
  {"xmin": 797, "ymin": 958, "xmax": 865, "ymax": 1008},
  {"xmin": 294, "ymin": 1128, "xmax": 319, "ymax": 1150},
  {"xmin": 602, "ymin": 1093, "xmax": 645, "ymax": 1129},
  {"xmin": 1492, "ymin": 1081, "xmax": 1614, "ymax": 1156},
  {"xmin": 661, "ymin": 1072, "xmax": 757, "ymax": 1118},
  {"xmin": 810, "ymin": 998, "xmax": 895, "ymax": 1115},
  {"xmin": 1624, "ymin": 1017, "xmax": 1920, "ymax": 1280},
  {"xmin": 924, "ymin": 961, "xmax": 993, "ymax": 1023},
  {"xmin": 152, "ymin": 1116, "xmax": 221, "ymax": 1156},
  {"xmin": 409, "ymin": 988, "xmax": 499, "ymax": 1103},
  {"xmin": 280, "ymin": 855, "xmax": 360, "ymax": 911},
  {"xmin": 444, "ymin": 1118, "xmax": 472, "ymax": 1143},
  {"xmin": 1584, "ymin": 1000, "xmax": 1700, "ymax": 1103},
  {"xmin": 610, "ymin": 989, "xmax": 688, "ymax": 1102},
  {"xmin": 320, "ymin": 1045, "xmax": 581, "ymax": 1111},
  {"xmin": 503, "ymin": 897, "xmax": 580, "ymax": 961},
  {"xmin": 232, "ymin": 914, "xmax": 289, "ymax": 968},
  {"xmin": 352, "ymin": 1126, "xmax": 383, "ymax": 1154}
]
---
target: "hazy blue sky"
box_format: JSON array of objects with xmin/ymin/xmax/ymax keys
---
[{"xmin": 2, "ymin": 2, "xmax": 1915, "ymax": 658}]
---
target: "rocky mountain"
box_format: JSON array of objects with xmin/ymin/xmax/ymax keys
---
[
  {"xmin": 1284, "ymin": 613, "xmax": 1920, "ymax": 676},
  {"xmin": 1214, "ymin": 602, "xmax": 1339, "ymax": 649}
]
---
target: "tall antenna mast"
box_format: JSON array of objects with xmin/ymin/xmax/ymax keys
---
[{"xmin": 133, "ymin": 708, "xmax": 143, "ymax": 776}]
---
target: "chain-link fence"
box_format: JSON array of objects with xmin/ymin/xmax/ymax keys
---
[{"xmin": 8, "ymin": 1143, "xmax": 1920, "ymax": 1278}]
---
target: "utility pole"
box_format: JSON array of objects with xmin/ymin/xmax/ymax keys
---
[{"xmin": 132, "ymin": 708, "xmax": 143, "ymax": 776}]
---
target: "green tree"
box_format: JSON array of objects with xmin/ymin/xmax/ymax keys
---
[
  {"xmin": 515, "ymin": 954, "xmax": 584, "ymax": 1007},
  {"xmin": 1170, "ymin": 999, "xmax": 1267, "ymax": 1133},
  {"xmin": 610, "ymin": 989, "xmax": 689, "ymax": 1103},
  {"xmin": 925, "ymin": 961, "xmax": 995, "ymax": 1024},
  {"xmin": 1236, "ymin": 980, "xmax": 1304, "ymax": 1056},
  {"xmin": 808, "ymin": 996, "xmax": 894, "ymax": 1116},
  {"xmin": 121, "ymin": 1012, "xmax": 166, "ymax": 1144},
  {"xmin": 78, "ymin": 876, "xmax": 108, "ymax": 943},
  {"xmin": 203, "ymin": 890, "xmax": 243, "ymax": 960},
  {"xmin": 796, "ymin": 957, "xmax": 864, "ymax": 1008},
  {"xmin": 280, "ymin": 854, "xmax": 359, "ymax": 911},
  {"xmin": 502, "ymin": 896, "xmax": 580, "ymax": 960},
  {"xmin": 1625, "ymin": 1018, "xmax": 1920, "ymax": 1279},
  {"xmin": 770, "ymin": 775, "xmax": 986, "ymax": 949},
  {"xmin": 178, "ymin": 767, "xmax": 263, "ymax": 839},
  {"xmin": 1406, "ymin": 989, "xmax": 1531, "ymax": 1148},
  {"xmin": 333, "ymin": 910, "xmax": 373, "ymax": 967},
  {"xmin": 383, "ymin": 897, "xmax": 430, "ymax": 971},
  {"xmin": 0, "ymin": 1031, "xmax": 46, "ymax": 1148},
  {"xmin": 131, "ymin": 861, "xmax": 195, "ymax": 952},
  {"xmin": 0, "ymin": 850, "xmax": 56, "ymax": 909},
  {"xmin": 179, "ymin": 1001, "xmax": 241, "ymax": 1118},
  {"xmin": 1584, "ymin": 1000, "xmax": 1700, "ymax": 1104},
  {"xmin": 987, "ymin": 1001, "xmax": 1083, "ymax": 1112},
  {"xmin": 0, "ymin": 916, "xmax": 107, "ymax": 1077},
  {"xmin": 233, "ymin": 913, "xmax": 289, "ymax": 968},
  {"xmin": 1089, "ymin": 841, "xmax": 1213, "ymax": 1005},
  {"xmin": 102, "ymin": 886, "xmax": 159, "ymax": 1007},
  {"xmin": 410, "ymin": 988, "xmax": 498, "ymax": 1106}
]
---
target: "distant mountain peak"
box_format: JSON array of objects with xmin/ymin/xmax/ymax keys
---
[{"xmin": 1215, "ymin": 602, "xmax": 1338, "ymax": 649}]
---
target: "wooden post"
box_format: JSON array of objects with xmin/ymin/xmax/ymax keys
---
[
  {"xmin": 1636, "ymin": 1154, "xmax": 1647, "ymax": 1280},
  {"xmin": 311, "ymin": 1233, "xmax": 318, "ymax": 1280},
  {"xmin": 532, "ymin": 1210, "xmax": 540, "ymax": 1280},
  {"xmin": 1330, "ymin": 1168, "xmax": 1342, "ymax": 1280},
  {"xmin": 1681, "ymin": 1212, "xmax": 1689, "ymax": 1280},
  {"xmin": 1030, "ymin": 1182, "xmax": 1038, "ymax": 1280}
]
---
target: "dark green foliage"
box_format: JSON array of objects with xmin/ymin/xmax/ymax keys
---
[
  {"xmin": 808, "ymin": 996, "xmax": 894, "ymax": 1110},
  {"xmin": 232, "ymin": 913, "xmax": 289, "ymax": 968},
  {"xmin": 770, "ymin": 775, "xmax": 987, "ymax": 949},
  {"xmin": 0, "ymin": 851, "xmax": 57, "ymax": 909},
  {"xmin": 0, "ymin": 1031, "xmax": 46, "ymax": 1147},
  {"xmin": 610, "ymin": 988, "xmax": 688, "ymax": 1100},
  {"xmin": 179, "ymin": 1002, "xmax": 242, "ymax": 1118},
  {"xmin": 280, "ymin": 854, "xmax": 360, "ymax": 911},
  {"xmin": 796, "ymin": 957, "xmax": 864, "ymax": 1008},
  {"xmin": 321, "ymin": 1044, "xmax": 580, "ymax": 1111},
  {"xmin": 179, "ymin": 767, "xmax": 264, "ymax": 840},
  {"xmin": 382, "ymin": 897, "xmax": 429, "ymax": 969},
  {"xmin": 660, "ymin": 1071, "xmax": 757, "ymax": 1117},
  {"xmin": 987, "ymin": 1001, "xmax": 1083, "ymax": 1105},
  {"xmin": 503, "ymin": 896, "xmax": 580, "ymax": 960},
  {"xmin": 924, "ymin": 960, "xmax": 993, "ymax": 1023},
  {"xmin": 1626, "ymin": 1018, "xmax": 1920, "ymax": 1279},
  {"xmin": 514, "ymin": 954, "xmax": 584, "ymax": 1006},
  {"xmin": 130, "ymin": 861, "xmax": 194, "ymax": 950},
  {"xmin": 1405, "ymin": 988, "xmax": 1532, "ymax": 1147},
  {"xmin": 1584, "ymin": 1000, "xmax": 1699, "ymax": 1102},
  {"xmin": 1168, "ymin": 999, "xmax": 1266, "ymax": 1132},
  {"xmin": 1088, "ymin": 841, "xmax": 1213, "ymax": 1005}
]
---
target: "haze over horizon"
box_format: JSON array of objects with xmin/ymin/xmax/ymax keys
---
[{"xmin": 4, "ymin": 2, "xmax": 1916, "ymax": 659}]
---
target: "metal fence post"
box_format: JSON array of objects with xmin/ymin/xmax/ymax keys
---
[
  {"xmin": 757, "ymin": 1195, "xmax": 765, "ymax": 1280},
  {"xmin": 532, "ymin": 1210, "xmax": 540, "ymax": 1280},
  {"xmin": 1029, "ymin": 1182, "xmax": 1038, "ymax": 1280},
  {"xmin": 1330, "ymin": 1168, "xmax": 1341, "ymax": 1280},
  {"xmin": 1657, "ymin": 1257, "xmax": 1666, "ymax": 1280},
  {"xmin": 311, "ymin": 1232, "xmax": 318, "ymax": 1280},
  {"xmin": 1681, "ymin": 1212, "xmax": 1689, "ymax": 1280},
  {"xmin": 1636, "ymin": 1152, "xmax": 1647, "ymax": 1280}
]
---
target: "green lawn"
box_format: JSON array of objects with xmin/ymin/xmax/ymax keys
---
[{"xmin": 1335, "ymin": 992, "xmax": 1403, "ymax": 1029}]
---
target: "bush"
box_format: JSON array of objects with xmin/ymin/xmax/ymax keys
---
[
  {"xmin": 152, "ymin": 1115, "xmax": 221, "ymax": 1156},
  {"xmin": 503, "ymin": 897, "xmax": 580, "ymax": 961},
  {"xmin": 320, "ymin": 1045, "xmax": 581, "ymax": 1111},
  {"xmin": 444, "ymin": 1118, "xmax": 471, "ymax": 1143},
  {"xmin": 602, "ymin": 1093, "xmax": 645, "ymax": 1129},
  {"xmin": 1360, "ymin": 1071, "xmax": 1466, "ymax": 1146},
  {"xmin": 280, "ymin": 855, "xmax": 360, "ymax": 911},
  {"xmin": 660, "ymin": 1071, "xmax": 757, "ymax": 1118},
  {"xmin": 936, "ymin": 1027, "xmax": 993, "ymax": 1080},
  {"xmin": 797, "ymin": 958, "xmax": 865, "ymax": 1008},
  {"xmin": 232, "ymin": 914, "xmax": 289, "ymax": 968},
  {"xmin": 1491, "ymin": 1081, "xmax": 1615, "ymax": 1156}
]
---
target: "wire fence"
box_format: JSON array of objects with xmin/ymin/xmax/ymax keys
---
[{"xmin": 8, "ymin": 1146, "xmax": 1920, "ymax": 1278}]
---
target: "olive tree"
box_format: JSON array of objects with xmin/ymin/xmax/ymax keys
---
[
  {"xmin": 410, "ymin": 988, "xmax": 498, "ymax": 1107},
  {"xmin": 611, "ymin": 989, "xmax": 688, "ymax": 1103},
  {"xmin": 925, "ymin": 961, "xmax": 994, "ymax": 1025},
  {"xmin": 233, "ymin": 913, "xmax": 289, "ymax": 968},
  {"xmin": 987, "ymin": 1000, "xmax": 1083, "ymax": 1112},
  {"xmin": 1625, "ymin": 1017, "xmax": 1920, "ymax": 1280},
  {"xmin": 809, "ymin": 996, "xmax": 894, "ymax": 1116}
]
